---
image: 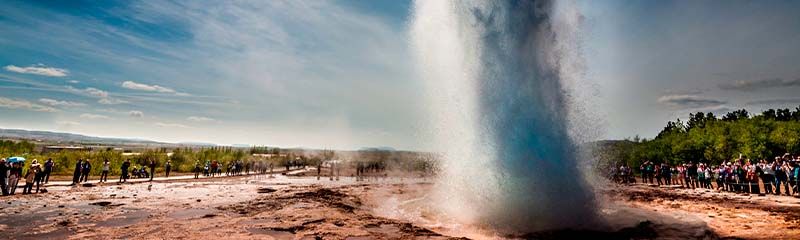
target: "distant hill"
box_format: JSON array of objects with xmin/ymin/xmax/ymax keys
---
[
  {"xmin": 358, "ymin": 146, "xmax": 397, "ymax": 151},
  {"xmin": 0, "ymin": 128, "xmax": 165, "ymax": 146}
]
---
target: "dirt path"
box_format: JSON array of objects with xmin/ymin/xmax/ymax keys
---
[{"xmin": 607, "ymin": 184, "xmax": 800, "ymax": 239}]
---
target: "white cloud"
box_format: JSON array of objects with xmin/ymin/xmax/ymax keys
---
[
  {"xmin": 0, "ymin": 97, "xmax": 58, "ymax": 112},
  {"xmin": 98, "ymin": 98, "xmax": 128, "ymax": 105},
  {"xmin": 4, "ymin": 64, "xmax": 68, "ymax": 77},
  {"xmin": 155, "ymin": 122, "xmax": 191, "ymax": 128},
  {"xmin": 84, "ymin": 87, "xmax": 109, "ymax": 98},
  {"xmin": 121, "ymin": 81, "xmax": 177, "ymax": 93},
  {"xmin": 66, "ymin": 86, "xmax": 127, "ymax": 105},
  {"xmin": 129, "ymin": 110, "xmax": 144, "ymax": 118},
  {"xmin": 57, "ymin": 121, "xmax": 81, "ymax": 127},
  {"xmin": 38, "ymin": 98, "xmax": 86, "ymax": 107},
  {"xmin": 80, "ymin": 113, "xmax": 111, "ymax": 119},
  {"xmin": 186, "ymin": 116, "xmax": 216, "ymax": 122}
]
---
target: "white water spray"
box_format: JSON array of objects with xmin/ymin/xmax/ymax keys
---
[{"xmin": 411, "ymin": 0, "xmax": 596, "ymax": 234}]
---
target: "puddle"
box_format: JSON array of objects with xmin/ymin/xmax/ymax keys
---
[
  {"xmin": 168, "ymin": 208, "xmax": 218, "ymax": 219},
  {"xmin": 247, "ymin": 227, "xmax": 295, "ymax": 240},
  {"xmin": 95, "ymin": 209, "xmax": 150, "ymax": 228}
]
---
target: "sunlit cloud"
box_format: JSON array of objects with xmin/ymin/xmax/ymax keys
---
[
  {"xmin": 121, "ymin": 80, "xmax": 179, "ymax": 94},
  {"xmin": 38, "ymin": 98, "xmax": 86, "ymax": 107},
  {"xmin": 4, "ymin": 64, "xmax": 68, "ymax": 77},
  {"xmin": 128, "ymin": 110, "xmax": 144, "ymax": 118},
  {"xmin": 79, "ymin": 113, "xmax": 112, "ymax": 120},
  {"xmin": 155, "ymin": 122, "xmax": 191, "ymax": 128},
  {"xmin": 186, "ymin": 116, "xmax": 216, "ymax": 122},
  {"xmin": 66, "ymin": 86, "xmax": 128, "ymax": 105},
  {"xmin": 56, "ymin": 121, "xmax": 81, "ymax": 127},
  {"xmin": 0, "ymin": 97, "xmax": 58, "ymax": 112}
]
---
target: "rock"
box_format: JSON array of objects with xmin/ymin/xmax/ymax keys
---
[
  {"xmin": 90, "ymin": 201, "xmax": 113, "ymax": 207},
  {"xmin": 196, "ymin": 199, "xmax": 201, "ymax": 202},
  {"xmin": 257, "ymin": 188, "xmax": 277, "ymax": 194}
]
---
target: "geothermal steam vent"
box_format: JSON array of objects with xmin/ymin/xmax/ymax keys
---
[{"xmin": 412, "ymin": 0, "xmax": 595, "ymax": 234}]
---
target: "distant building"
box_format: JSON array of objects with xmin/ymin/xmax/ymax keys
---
[{"xmin": 42, "ymin": 145, "xmax": 90, "ymax": 154}]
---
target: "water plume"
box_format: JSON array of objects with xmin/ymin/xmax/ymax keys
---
[{"xmin": 411, "ymin": 0, "xmax": 596, "ymax": 234}]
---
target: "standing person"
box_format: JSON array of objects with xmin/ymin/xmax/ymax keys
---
[
  {"xmin": 72, "ymin": 159, "xmax": 82, "ymax": 184},
  {"xmin": 660, "ymin": 163, "xmax": 670, "ymax": 185},
  {"xmin": 762, "ymin": 160, "xmax": 775, "ymax": 194},
  {"xmin": 211, "ymin": 161, "xmax": 218, "ymax": 177},
  {"xmin": 776, "ymin": 158, "xmax": 789, "ymax": 195},
  {"xmin": 80, "ymin": 160, "xmax": 91, "ymax": 182},
  {"xmin": 100, "ymin": 159, "xmax": 110, "ymax": 182},
  {"xmin": 0, "ymin": 158, "xmax": 8, "ymax": 196},
  {"xmin": 43, "ymin": 158, "xmax": 53, "ymax": 184},
  {"xmin": 746, "ymin": 160, "xmax": 759, "ymax": 194},
  {"xmin": 687, "ymin": 162, "xmax": 698, "ymax": 189},
  {"xmin": 165, "ymin": 160, "xmax": 172, "ymax": 178},
  {"xmin": 22, "ymin": 163, "xmax": 37, "ymax": 194},
  {"xmin": 31, "ymin": 160, "xmax": 45, "ymax": 193},
  {"xmin": 792, "ymin": 160, "xmax": 800, "ymax": 196},
  {"xmin": 120, "ymin": 159, "xmax": 131, "ymax": 183},
  {"xmin": 654, "ymin": 164, "xmax": 662, "ymax": 186},
  {"xmin": 194, "ymin": 161, "xmax": 201, "ymax": 179},
  {"xmin": 696, "ymin": 164, "xmax": 705, "ymax": 188},
  {"xmin": 8, "ymin": 162, "xmax": 22, "ymax": 195},
  {"xmin": 148, "ymin": 159, "xmax": 156, "ymax": 181}
]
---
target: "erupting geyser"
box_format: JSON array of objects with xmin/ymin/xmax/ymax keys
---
[{"xmin": 411, "ymin": 0, "xmax": 596, "ymax": 234}]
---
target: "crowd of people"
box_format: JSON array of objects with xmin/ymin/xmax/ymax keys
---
[
  {"xmin": 1, "ymin": 156, "xmax": 388, "ymax": 197},
  {"xmin": 615, "ymin": 153, "xmax": 800, "ymax": 196},
  {"xmin": 0, "ymin": 158, "xmax": 53, "ymax": 195},
  {"xmin": 0, "ymin": 157, "xmax": 281, "ymax": 196}
]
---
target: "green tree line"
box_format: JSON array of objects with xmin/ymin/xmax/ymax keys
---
[{"xmin": 597, "ymin": 107, "xmax": 800, "ymax": 172}]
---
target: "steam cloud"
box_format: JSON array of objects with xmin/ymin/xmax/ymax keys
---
[{"xmin": 412, "ymin": 0, "xmax": 595, "ymax": 234}]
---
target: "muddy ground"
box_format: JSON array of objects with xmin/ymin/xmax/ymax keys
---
[{"xmin": 0, "ymin": 174, "xmax": 798, "ymax": 239}]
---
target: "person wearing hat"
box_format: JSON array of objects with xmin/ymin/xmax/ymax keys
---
[
  {"xmin": 33, "ymin": 159, "xmax": 45, "ymax": 193},
  {"xmin": 23, "ymin": 160, "xmax": 40, "ymax": 194}
]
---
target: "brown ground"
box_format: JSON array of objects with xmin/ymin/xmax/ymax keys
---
[
  {"xmin": 1, "ymin": 174, "xmax": 799, "ymax": 239},
  {"xmin": 606, "ymin": 184, "xmax": 800, "ymax": 240}
]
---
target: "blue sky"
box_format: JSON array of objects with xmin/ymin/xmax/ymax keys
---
[{"xmin": 1, "ymin": 0, "xmax": 800, "ymax": 149}]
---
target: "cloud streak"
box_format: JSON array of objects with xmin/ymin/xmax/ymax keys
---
[
  {"xmin": 657, "ymin": 94, "xmax": 727, "ymax": 109},
  {"xmin": 186, "ymin": 116, "xmax": 216, "ymax": 122},
  {"xmin": 155, "ymin": 122, "xmax": 190, "ymax": 128},
  {"xmin": 121, "ymin": 81, "xmax": 182, "ymax": 95},
  {"xmin": 38, "ymin": 98, "xmax": 86, "ymax": 107},
  {"xmin": 80, "ymin": 113, "xmax": 112, "ymax": 120},
  {"xmin": 4, "ymin": 64, "xmax": 68, "ymax": 77},
  {"xmin": 0, "ymin": 97, "xmax": 58, "ymax": 112},
  {"xmin": 719, "ymin": 78, "xmax": 800, "ymax": 91},
  {"xmin": 66, "ymin": 86, "xmax": 128, "ymax": 105}
]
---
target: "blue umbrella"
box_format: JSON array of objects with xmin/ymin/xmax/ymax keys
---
[{"xmin": 7, "ymin": 157, "xmax": 25, "ymax": 163}]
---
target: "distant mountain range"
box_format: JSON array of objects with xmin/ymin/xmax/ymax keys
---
[
  {"xmin": 0, "ymin": 128, "xmax": 403, "ymax": 151},
  {"xmin": 0, "ymin": 128, "xmax": 165, "ymax": 146}
]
